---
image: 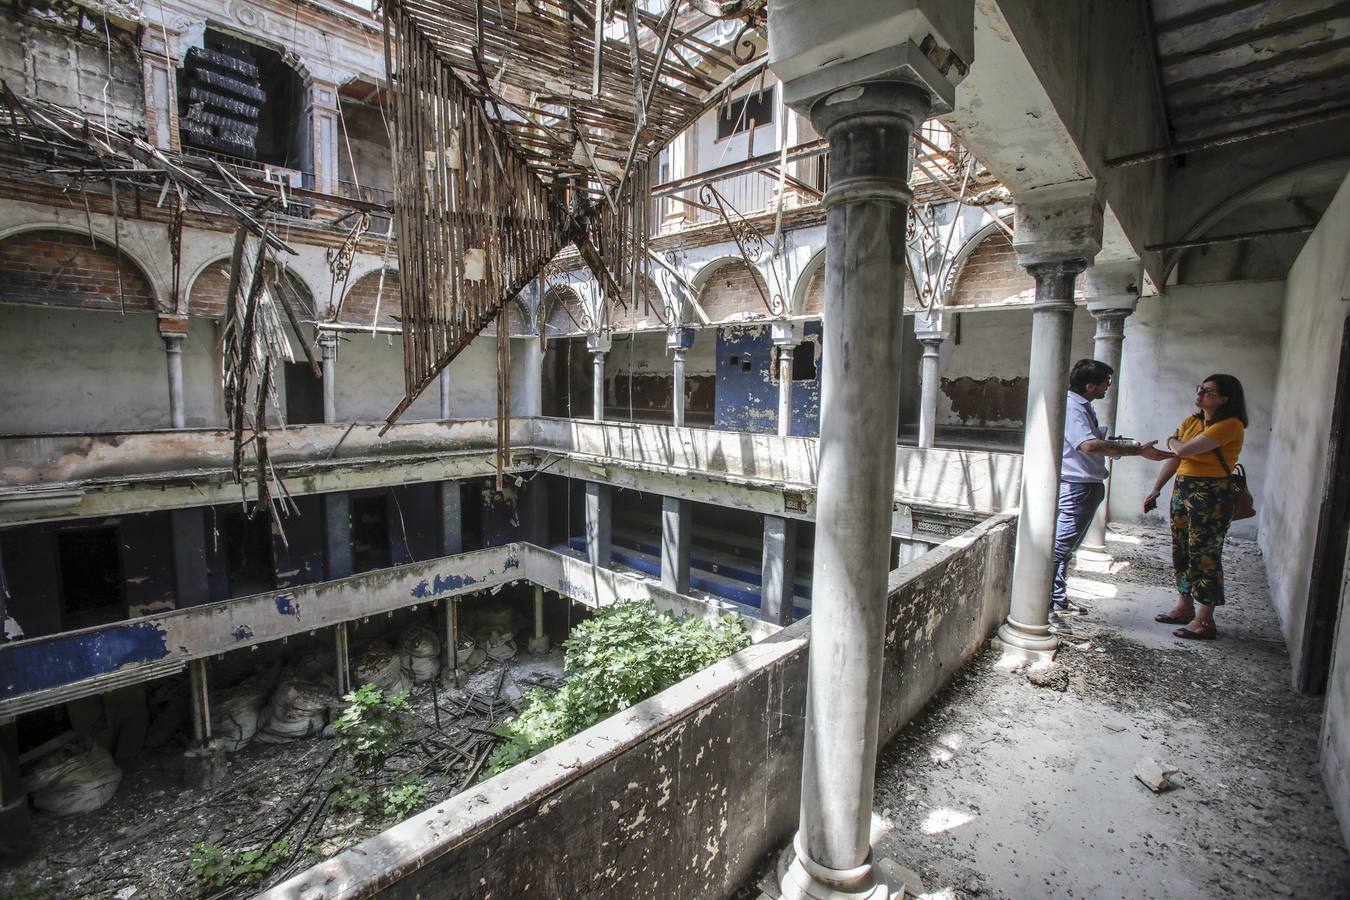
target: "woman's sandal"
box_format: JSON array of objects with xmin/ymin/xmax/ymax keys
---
[
  {"xmin": 1174, "ymin": 624, "xmax": 1217, "ymax": 641},
  {"xmin": 1154, "ymin": 611, "xmax": 1195, "ymax": 625}
]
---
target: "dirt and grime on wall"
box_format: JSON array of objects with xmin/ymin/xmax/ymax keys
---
[
  {"xmin": 741, "ymin": 523, "xmax": 1350, "ymax": 900},
  {"xmin": 0, "ymin": 651, "xmax": 565, "ymax": 900},
  {"xmin": 940, "ymin": 376, "xmax": 1028, "ymax": 428}
]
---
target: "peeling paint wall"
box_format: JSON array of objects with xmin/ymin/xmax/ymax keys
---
[
  {"xmin": 263, "ymin": 515, "xmax": 1016, "ymax": 900},
  {"xmin": 606, "ymin": 331, "xmax": 717, "ymax": 425},
  {"xmin": 713, "ymin": 323, "xmax": 822, "ymax": 436}
]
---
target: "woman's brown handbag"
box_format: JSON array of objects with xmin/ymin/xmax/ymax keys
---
[{"xmin": 1215, "ymin": 447, "xmax": 1256, "ymax": 520}]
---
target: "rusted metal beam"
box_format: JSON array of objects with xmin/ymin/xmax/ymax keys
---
[{"xmin": 1145, "ymin": 223, "xmax": 1316, "ymax": 252}]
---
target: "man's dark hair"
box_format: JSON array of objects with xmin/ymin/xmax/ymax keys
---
[{"xmin": 1069, "ymin": 358, "xmax": 1113, "ymax": 392}]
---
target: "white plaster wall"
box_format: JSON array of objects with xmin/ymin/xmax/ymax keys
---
[
  {"xmin": 608, "ymin": 330, "xmax": 717, "ymax": 378},
  {"xmin": 933, "ymin": 306, "xmax": 1095, "ymax": 427},
  {"xmin": 181, "ymin": 318, "xmax": 226, "ymax": 428},
  {"xmin": 0, "ymin": 306, "xmax": 171, "ymax": 433},
  {"xmin": 1264, "ymin": 174, "xmax": 1350, "ymax": 662},
  {"xmin": 328, "ymin": 331, "xmax": 496, "ymax": 422},
  {"xmin": 1259, "ymin": 171, "xmax": 1350, "ymax": 847},
  {"xmin": 1113, "ymin": 281, "xmax": 1283, "ymax": 541}
]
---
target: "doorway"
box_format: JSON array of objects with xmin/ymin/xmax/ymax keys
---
[{"xmin": 1299, "ymin": 315, "xmax": 1350, "ymax": 694}]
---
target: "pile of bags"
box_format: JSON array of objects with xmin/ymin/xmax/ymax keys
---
[{"xmin": 21, "ymin": 735, "xmax": 122, "ymax": 816}]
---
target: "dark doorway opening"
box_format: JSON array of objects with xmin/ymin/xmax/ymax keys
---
[
  {"xmin": 1300, "ymin": 316, "xmax": 1350, "ymax": 694},
  {"xmin": 460, "ymin": 480, "xmax": 486, "ymax": 551},
  {"xmin": 791, "ymin": 339, "xmax": 817, "ymax": 381},
  {"xmin": 351, "ymin": 493, "xmax": 392, "ymax": 574},
  {"xmin": 57, "ymin": 526, "xmax": 125, "ymax": 630},
  {"xmin": 285, "ymin": 362, "xmax": 325, "ymax": 424}
]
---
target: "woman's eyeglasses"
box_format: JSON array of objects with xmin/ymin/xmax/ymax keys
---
[{"xmin": 1195, "ymin": 385, "xmax": 1217, "ymax": 397}]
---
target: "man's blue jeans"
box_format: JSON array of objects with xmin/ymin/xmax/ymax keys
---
[{"xmin": 1052, "ymin": 481, "xmax": 1107, "ymax": 609}]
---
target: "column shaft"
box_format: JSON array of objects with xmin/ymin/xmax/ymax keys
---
[
  {"xmin": 761, "ymin": 515, "xmax": 797, "ymax": 625},
  {"xmin": 592, "ymin": 351, "xmax": 606, "ymax": 422},
  {"xmin": 438, "ymin": 481, "xmax": 463, "ymax": 555},
  {"xmin": 170, "ymin": 508, "xmax": 209, "ymax": 608},
  {"xmin": 672, "ymin": 350, "xmax": 687, "ymax": 427},
  {"xmin": 584, "ymin": 481, "xmax": 612, "ymax": 567},
  {"xmin": 164, "ymin": 334, "xmax": 186, "ymax": 429},
  {"xmin": 999, "ymin": 263, "xmax": 1083, "ymax": 653},
  {"xmin": 792, "ymin": 81, "xmax": 930, "ymax": 887},
  {"xmin": 917, "ymin": 339, "xmax": 942, "ymax": 449},
  {"xmin": 320, "ymin": 337, "xmax": 338, "ymax": 424},
  {"xmin": 189, "ymin": 658, "xmax": 211, "ymax": 746},
  {"xmin": 334, "ymin": 622, "xmax": 351, "ymax": 696},
  {"xmin": 661, "ymin": 495, "xmax": 691, "ymax": 594},
  {"xmin": 322, "ymin": 492, "xmax": 353, "ymax": 579},
  {"xmin": 439, "ymin": 367, "xmax": 451, "ymax": 419},
  {"xmin": 1082, "ymin": 312, "xmax": 1128, "ymax": 551},
  {"xmin": 778, "ymin": 347, "xmax": 795, "ymax": 437}
]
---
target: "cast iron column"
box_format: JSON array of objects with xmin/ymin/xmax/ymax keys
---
[
  {"xmin": 319, "ymin": 334, "xmax": 338, "ymax": 424},
  {"xmin": 916, "ymin": 337, "xmax": 942, "ymax": 448},
  {"xmin": 772, "ymin": 321, "xmax": 802, "ymax": 438},
  {"xmin": 667, "ymin": 326, "xmax": 693, "ymax": 427},
  {"xmin": 782, "ymin": 80, "xmax": 931, "ymax": 899},
  {"xmin": 997, "ymin": 262, "xmax": 1088, "ymax": 656}
]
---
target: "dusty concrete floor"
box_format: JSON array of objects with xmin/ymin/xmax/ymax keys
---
[{"xmin": 752, "ymin": 523, "xmax": 1350, "ymax": 899}]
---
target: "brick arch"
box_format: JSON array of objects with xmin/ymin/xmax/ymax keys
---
[
  {"xmin": 802, "ymin": 258, "xmax": 917, "ymax": 315},
  {"xmin": 949, "ymin": 231, "xmax": 1036, "ymax": 307},
  {"xmin": 187, "ymin": 258, "xmax": 315, "ymax": 319},
  {"xmin": 544, "ymin": 284, "xmax": 589, "ymax": 337},
  {"xmin": 0, "ymin": 228, "xmax": 156, "ymax": 312},
  {"xmin": 609, "ymin": 274, "xmax": 667, "ymax": 330},
  {"xmin": 695, "ymin": 259, "xmax": 772, "ymax": 322},
  {"xmin": 338, "ymin": 268, "xmax": 401, "ymax": 329}
]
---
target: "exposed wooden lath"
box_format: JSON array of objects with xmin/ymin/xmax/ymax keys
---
[{"xmin": 380, "ymin": 1, "xmax": 570, "ymax": 432}]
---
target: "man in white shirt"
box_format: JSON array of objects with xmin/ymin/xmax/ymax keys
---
[{"xmin": 1052, "ymin": 359, "xmax": 1170, "ymax": 631}]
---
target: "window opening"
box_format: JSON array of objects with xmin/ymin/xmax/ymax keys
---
[
  {"xmin": 180, "ymin": 30, "xmax": 308, "ymax": 171},
  {"xmin": 717, "ymin": 86, "xmax": 774, "ymax": 140},
  {"xmin": 351, "ymin": 493, "xmax": 392, "ymax": 573},
  {"xmin": 792, "ymin": 341, "xmax": 817, "ymax": 381},
  {"xmin": 58, "ymin": 526, "xmax": 124, "ymax": 630}
]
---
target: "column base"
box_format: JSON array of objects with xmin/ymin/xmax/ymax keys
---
[
  {"xmin": 527, "ymin": 635, "xmax": 551, "ymax": 655},
  {"xmin": 776, "ymin": 835, "xmax": 921, "ymax": 900},
  {"xmin": 183, "ymin": 744, "xmax": 226, "ymax": 790},
  {"xmin": 1079, "ymin": 541, "xmax": 1107, "ymax": 553},
  {"xmin": 993, "ymin": 617, "xmax": 1059, "ymax": 666}
]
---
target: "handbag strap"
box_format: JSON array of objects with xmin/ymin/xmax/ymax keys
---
[{"xmin": 1212, "ymin": 445, "xmax": 1238, "ymax": 482}]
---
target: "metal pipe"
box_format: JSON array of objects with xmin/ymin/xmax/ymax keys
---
[
  {"xmin": 188, "ymin": 658, "xmax": 210, "ymax": 746},
  {"xmin": 672, "ymin": 348, "xmax": 687, "ymax": 427},
  {"xmin": 334, "ymin": 622, "xmax": 351, "ymax": 697},
  {"xmin": 163, "ymin": 334, "xmax": 186, "ymax": 429},
  {"xmin": 1145, "ymin": 223, "xmax": 1316, "ymax": 252},
  {"xmin": 1107, "ymin": 105, "xmax": 1350, "ymax": 168}
]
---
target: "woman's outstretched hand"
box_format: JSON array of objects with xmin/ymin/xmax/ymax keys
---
[{"xmin": 1138, "ymin": 440, "xmax": 1175, "ymax": 461}]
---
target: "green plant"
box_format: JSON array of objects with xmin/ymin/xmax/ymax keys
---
[
  {"xmin": 333, "ymin": 683, "xmax": 411, "ymax": 775},
  {"xmin": 330, "ymin": 770, "xmax": 373, "ymax": 813},
  {"xmin": 487, "ymin": 603, "xmax": 750, "ymax": 775},
  {"xmin": 382, "ymin": 778, "xmax": 428, "ymax": 817},
  {"xmin": 188, "ymin": 839, "xmax": 291, "ymax": 894},
  {"xmin": 188, "ymin": 842, "xmax": 231, "ymax": 893}
]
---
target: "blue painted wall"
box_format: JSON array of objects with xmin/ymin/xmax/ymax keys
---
[{"xmin": 713, "ymin": 322, "xmax": 822, "ymax": 436}]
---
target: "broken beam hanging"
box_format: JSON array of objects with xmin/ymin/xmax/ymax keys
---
[{"xmin": 380, "ymin": 1, "xmax": 569, "ymax": 433}]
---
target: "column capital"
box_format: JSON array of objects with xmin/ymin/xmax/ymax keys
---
[
  {"xmin": 771, "ymin": 320, "xmax": 802, "ymax": 349},
  {"xmin": 1085, "ymin": 259, "xmax": 1142, "ymax": 320},
  {"xmin": 318, "ymin": 332, "xmax": 340, "ymax": 351},
  {"xmin": 914, "ymin": 309, "xmax": 948, "ymax": 345},
  {"xmin": 1013, "ymin": 190, "xmax": 1103, "ymax": 269},
  {"xmin": 586, "ymin": 333, "xmax": 612, "ymax": 355},
  {"xmin": 665, "ymin": 325, "xmax": 695, "ymax": 352},
  {"xmin": 158, "ymin": 314, "xmax": 188, "ymax": 341},
  {"xmin": 768, "ymin": 0, "xmax": 972, "ymax": 115}
]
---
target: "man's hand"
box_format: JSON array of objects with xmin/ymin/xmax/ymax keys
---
[
  {"xmin": 1138, "ymin": 440, "xmax": 1174, "ymax": 461},
  {"xmin": 1143, "ymin": 490, "xmax": 1160, "ymax": 513}
]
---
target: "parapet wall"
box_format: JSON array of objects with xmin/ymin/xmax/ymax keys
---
[{"xmin": 263, "ymin": 513, "xmax": 1016, "ymax": 900}]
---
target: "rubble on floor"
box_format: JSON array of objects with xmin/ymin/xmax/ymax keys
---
[{"xmin": 0, "ymin": 648, "xmax": 565, "ymax": 899}]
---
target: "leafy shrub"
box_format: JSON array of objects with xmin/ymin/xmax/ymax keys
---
[
  {"xmin": 487, "ymin": 603, "xmax": 750, "ymax": 774},
  {"xmin": 188, "ymin": 839, "xmax": 291, "ymax": 894},
  {"xmin": 382, "ymin": 779, "xmax": 428, "ymax": 817},
  {"xmin": 333, "ymin": 683, "xmax": 410, "ymax": 775}
]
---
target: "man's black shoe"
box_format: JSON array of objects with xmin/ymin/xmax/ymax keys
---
[{"xmin": 1048, "ymin": 611, "xmax": 1074, "ymax": 634}]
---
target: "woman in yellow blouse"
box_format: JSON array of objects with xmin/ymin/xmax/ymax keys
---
[{"xmin": 1144, "ymin": 374, "xmax": 1247, "ymax": 640}]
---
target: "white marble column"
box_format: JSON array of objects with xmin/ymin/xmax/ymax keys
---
[
  {"xmin": 1080, "ymin": 262, "xmax": 1140, "ymax": 551},
  {"xmin": 772, "ymin": 320, "xmax": 802, "ymax": 438},
  {"xmin": 667, "ymin": 326, "xmax": 694, "ymax": 427},
  {"xmin": 997, "ymin": 194, "xmax": 1103, "ymax": 662},
  {"xmin": 319, "ymin": 334, "xmax": 338, "ymax": 424},
  {"xmin": 914, "ymin": 311, "xmax": 948, "ymax": 449},
  {"xmin": 587, "ymin": 333, "xmax": 611, "ymax": 422}
]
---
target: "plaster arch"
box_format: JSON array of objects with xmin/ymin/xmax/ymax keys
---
[
  {"xmin": 0, "ymin": 223, "xmax": 165, "ymax": 310},
  {"xmin": 690, "ymin": 255, "xmax": 774, "ymax": 322},
  {"xmin": 943, "ymin": 213, "xmax": 1016, "ymax": 300},
  {"xmin": 1159, "ymin": 154, "xmax": 1350, "ymax": 285},
  {"xmin": 790, "ymin": 247, "xmax": 826, "ymax": 316}
]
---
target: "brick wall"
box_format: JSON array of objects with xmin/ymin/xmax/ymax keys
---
[
  {"xmin": 802, "ymin": 263, "xmax": 917, "ymax": 315},
  {"xmin": 188, "ymin": 259, "xmax": 316, "ymax": 319},
  {"xmin": 697, "ymin": 261, "xmax": 771, "ymax": 322},
  {"xmin": 0, "ymin": 229, "xmax": 156, "ymax": 312},
  {"xmin": 545, "ymin": 286, "xmax": 588, "ymax": 337},
  {"xmin": 339, "ymin": 268, "xmax": 402, "ymax": 328},
  {"xmin": 950, "ymin": 232, "xmax": 1036, "ymax": 307}
]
